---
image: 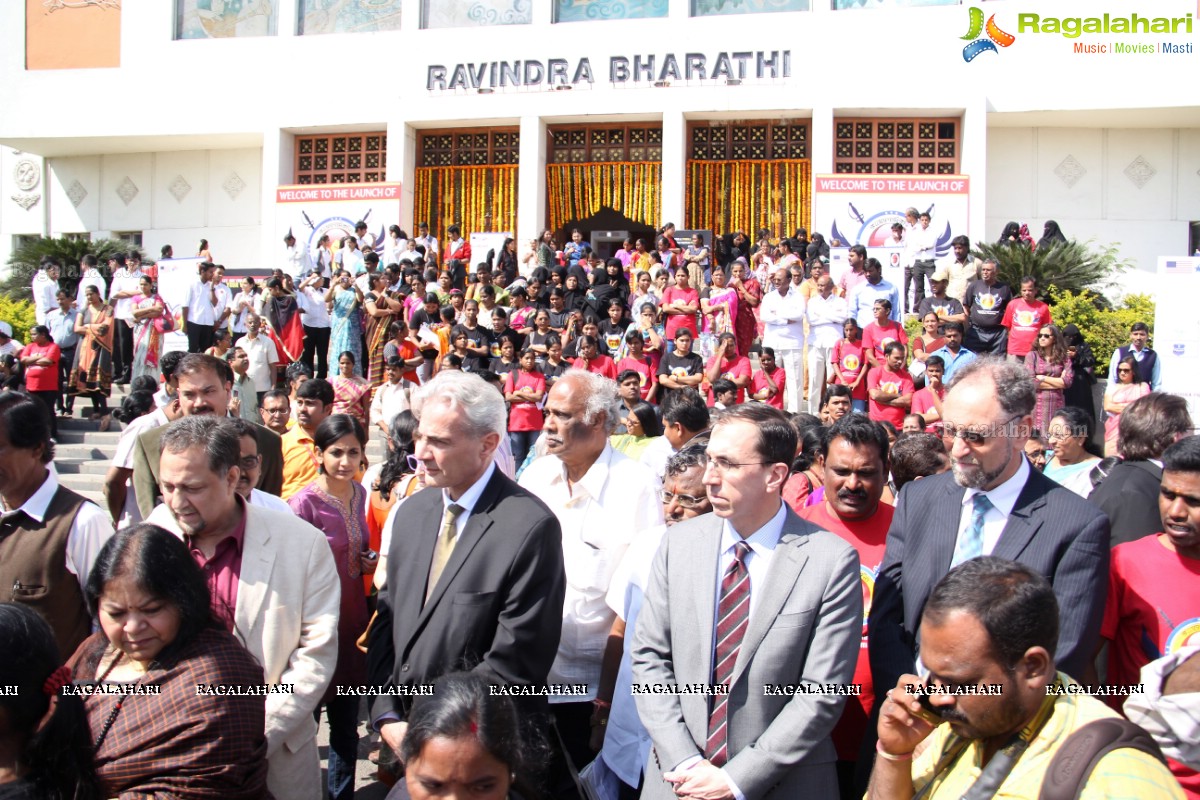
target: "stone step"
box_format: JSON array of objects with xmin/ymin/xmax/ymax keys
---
[
  {"xmin": 54, "ymin": 429, "xmax": 124, "ymax": 445},
  {"xmin": 55, "ymin": 458, "xmax": 113, "ymax": 475}
]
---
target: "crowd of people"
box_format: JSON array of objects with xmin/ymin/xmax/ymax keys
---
[{"xmin": 0, "ymin": 215, "xmax": 1195, "ymax": 800}]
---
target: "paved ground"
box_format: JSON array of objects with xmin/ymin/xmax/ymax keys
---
[{"xmin": 315, "ymin": 701, "xmax": 392, "ymax": 798}]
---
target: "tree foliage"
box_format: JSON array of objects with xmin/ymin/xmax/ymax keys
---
[
  {"xmin": 2, "ymin": 236, "xmax": 141, "ymax": 303},
  {"xmin": 971, "ymin": 239, "xmax": 1133, "ymax": 302},
  {"xmin": 1049, "ymin": 288, "xmax": 1155, "ymax": 371},
  {"xmin": 0, "ymin": 297, "xmax": 36, "ymax": 347}
]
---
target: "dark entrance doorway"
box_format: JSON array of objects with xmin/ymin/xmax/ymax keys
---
[{"xmin": 553, "ymin": 207, "xmax": 655, "ymax": 261}]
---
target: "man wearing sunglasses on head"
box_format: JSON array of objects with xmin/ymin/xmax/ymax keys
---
[{"xmin": 869, "ymin": 358, "xmax": 1109, "ymax": 741}]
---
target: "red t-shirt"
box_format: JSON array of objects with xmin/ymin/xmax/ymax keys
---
[
  {"xmin": 616, "ymin": 355, "xmax": 656, "ymax": 400},
  {"xmin": 832, "ymin": 339, "xmax": 869, "ymax": 401},
  {"xmin": 504, "ymin": 369, "xmax": 546, "ymax": 431},
  {"xmin": 867, "ymin": 366, "xmax": 914, "ymax": 427},
  {"xmin": 750, "ymin": 366, "xmax": 787, "ymax": 409},
  {"xmin": 800, "ymin": 500, "xmax": 894, "ymax": 761},
  {"xmin": 1001, "ymin": 299, "xmax": 1052, "ymax": 357},
  {"xmin": 862, "ymin": 320, "xmax": 909, "ymax": 361},
  {"xmin": 662, "ymin": 287, "xmax": 699, "ymax": 338},
  {"xmin": 1103, "ymin": 533, "xmax": 1200, "ymax": 691},
  {"xmin": 704, "ymin": 354, "xmax": 752, "ymax": 404},
  {"xmin": 22, "ymin": 342, "xmax": 61, "ymax": 391},
  {"xmin": 572, "ymin": 354, "xmax": 618, "ymax": 380},
  {"xmin": 910, "ymin": 386, "xmax": 945, "ymax": 433}
]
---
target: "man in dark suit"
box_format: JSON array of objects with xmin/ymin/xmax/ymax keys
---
[
  {"xmin": 633, "ymin": 404, "xmax": 861, "ymax": 800},
  {"xmin": 1089, "ymin": 391, "xmax": 1193, "ymax": 547},
  {"xmin": 367, "ymin": 370, "xmax": 566, "ymax": 763},
  {"xmin": 133, "ymin": 353, "xmax": 282, "ymax": 518},
  {"xmin": 869, "ymin": 357, "xmax": 1109, "ymax": 705}
]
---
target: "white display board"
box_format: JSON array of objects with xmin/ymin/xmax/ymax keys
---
[
  {"xmin": 1155, "ymin": 256, "xmax": 1200, "ymax": 429},
  {"xmin": 470, "ymin": 231, "xmax": 512, "ymax": 270}
]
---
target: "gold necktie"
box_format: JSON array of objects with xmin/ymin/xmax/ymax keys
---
[{"xmin": 426, "ymin": 503, "xmax": 464, "ymax": 602}]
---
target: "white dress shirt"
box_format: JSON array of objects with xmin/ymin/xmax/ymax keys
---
[
  {"xmin": 185, "ymin": 278, "xmax": 218, "ymax": 325},
  {"xmin": 806, "ymin": 293, "xmax": 850, "ymax": 348},
  {"xmin": 955, "ymin": 456, "xmax": 1031, "ymax": 556},
  {"xmin": 283, "ymin": 244, "xmax": 311, "ymax": 279},
  {"xmin": 298, "ymin": 286, "xmax": 331, "ymax": 328},
  {"xmin": 250, "ymin": 488, "xmax": 293, "ymax": 514},
  {"xmin": 75, "ymin": 268, "xmax": 108, "ymax": 307},
  {"xmin": 712, "ymin": 501, "xmax": 787, "ymax": 628},
  {"xmin": 1, "ymin": 470, "xmax": 115, "ymax": 592},
  {"xmin": 110, "ymin": 269, "xmax": 144, "ymax": 322},
  {"xmin": 32, "ymin": 271, "xmax": 60, "ymax": 325},
  {"xmin": 759, "ymin": 286, "xmax": 807, "ymax": 350},
  {"xmin": 370, "ymin": 380, "xmax": 411, "ymax": 429},
  {"xmin": 909, "ymin": 224, "xmax": 939, "ymax": 261},
  {"xmin": 519, "ymin": 444, "xmax": 664, "ymax": 701},
  {"xmin": 234, "ymin": 333, "xmax": 280, "ymax": 393},
  {"xmin": 415, "ymin": 234, "xmax": 439, "ymax": 257}
]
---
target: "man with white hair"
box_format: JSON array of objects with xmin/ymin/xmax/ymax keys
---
[
  {"xmin": 368, "ymin": 371, "xmax": 567, "ymax": 769},
  {"xmin": 519, "ymin": 369, "xmax": 664, "ymax": 793}
]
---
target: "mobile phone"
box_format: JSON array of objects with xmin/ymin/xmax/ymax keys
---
[
  {"xmin": 915, "ymin": 688, "xmax": 944, "ymax": 725},
  {"xmin": 365, "ymin": 549, "xmax": 378, "ymax": 560}
]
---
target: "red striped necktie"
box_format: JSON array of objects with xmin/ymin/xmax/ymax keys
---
[{"xmin": 705, "ymin": 540, "xmax": 752, "ymax": 767}]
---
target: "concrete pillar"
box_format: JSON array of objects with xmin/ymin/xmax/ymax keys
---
[
  {"xmin": 517, "ymin": 115, "xmax": 547, "ymax": 243},
  {"xmin": 661, "ymin": 110, "xmax": 686, "ymax": 228}
]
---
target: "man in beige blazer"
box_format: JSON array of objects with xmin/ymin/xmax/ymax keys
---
[{"xmin": 145, "ymin": 416, "xmax": 340, "ymax": 800}]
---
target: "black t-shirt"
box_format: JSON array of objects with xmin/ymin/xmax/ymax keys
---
[
  {"xmin": 915, "ymin": 296, "xmax": 966, "ymax": 334},
  {"xmin": 489, "ymin": 357, "xmax": 517, "ymax": 376},
  {"xmin": 657, "ymin": 351, "xmax": 705, "ymax": 401},
  {"xmin": 598, "ymin": 319, "xmax": 628, "ymax": 354},
  {"xmin": 964, "ymin": 280, "xmax": 1012, "ymax": 329},
  {"xmin": 486, "ymin": 327, "xmax": 525, "ymax": 360},
  {"xmin": 542, "ymin": 359, "xmax": 570, "ymax": 386},
  {"xmin": 451, "ymin": 323, "xmax": 491, "ymax": 371}
]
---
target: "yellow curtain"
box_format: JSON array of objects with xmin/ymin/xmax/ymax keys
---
[
  {"xmin": 413, "ymin": 165, "xmax": 519, "ymax": 258},
  {"xmin": 546, "ymin": 162, "xmax": 662, "ymax": 233},
  {"xmin": 686, "ymin": 160, "xmax": 811, "ymax": 238}
]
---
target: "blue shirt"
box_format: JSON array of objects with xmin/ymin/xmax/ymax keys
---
[
  {"xmin": 44, "ymin": 307, "xmax": 80, "ymax": 349},
  {"xmin": 850, "ymin": 279, "xmax": 902, "ymax": 327},
  {"xmin": 928, "ymin": 345, "xmax": 977, "ymax": 383}
]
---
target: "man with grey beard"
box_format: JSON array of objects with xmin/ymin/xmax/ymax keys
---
[{"xmin": 868, "ymin": 357, "xmax": 1109, "ymax": 706}]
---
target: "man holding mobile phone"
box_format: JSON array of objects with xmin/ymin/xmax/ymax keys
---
[{"xmin": 870, "ymin": 558, "xmax": 1182, "ymax": 800}]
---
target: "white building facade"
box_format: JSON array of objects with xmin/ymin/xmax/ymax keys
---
[{"xmin": 2, "ymin": 0, "xmax": 1198, "ymax": 280}]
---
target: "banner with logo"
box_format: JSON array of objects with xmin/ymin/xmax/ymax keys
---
[
  {"xmin": 274, "ymin": 182, "xmax": 403, "ymax": 270},
  {"xmin": 812, "ymin": 174, "xmax": 969, "ymax": 258},
  {"xmin": 1155, "ymin": 256, "xmax": 1200, "ymax": 428}
]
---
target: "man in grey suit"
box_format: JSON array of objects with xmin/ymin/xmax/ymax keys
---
[
  {"xmin": 633, "ymin": 403, "xmax": 862, "ymax": 800},
  {"xmin": 869, "ymin": 357, "xmax": 1110, "ymax": 708},
  {"xmin": 367, "ymin": 371, "xmax": 566, "ymax": 763}
]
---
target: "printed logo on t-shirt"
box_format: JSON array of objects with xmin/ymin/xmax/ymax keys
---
[
  {"xmin": 879, "ymin": 336, "xmax": 896, "ymax": 351},
  {"xmin": 637, "ymin": 371, "xmax": 648, "ymax": 387},
  {"xmin": 1015, "ymin": 309, "xmax": 1038, "ymax": 327},
  {"xmin": 606, "ymin": 334, "xmax": 622, "ymax": 351},
  {"xmin": 490, "ymin": 342, "xmax": 502, "ymax": 358},
  {"xmin": 860, "ymin": 565, "xmax": 877, "ymax": 628},
  {"xmin": 977, "ymin": 293, "xmax": 999, "ymax": 310},
  {"xmin": 1166, "ymin": 617, "xmax": 1200, "ymax": 653},
  {"xmin": 670, "ymin": 367, "xmax": 691, "ymax": 379},
  {"xmin": 881, "ymin": 381, "xmax": 900, "ymax": 394},
  {"xmin": 842, "ymin": 354, "xmax": 861, "ymax": 372}
]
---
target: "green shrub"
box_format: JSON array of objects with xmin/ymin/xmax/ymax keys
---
[
  {"xmin": 0, "ymin": 297, "xmax": 37, "ymax": 346},
  {"xmin": 1049, "ymin": 288, "xmax": 1155, "ymax": 371},
  {"xmin": 972, "ymin": 239, "xmax": 1133, "ymax": 301}
]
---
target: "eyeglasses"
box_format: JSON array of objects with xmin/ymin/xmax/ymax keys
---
[
  {"xmin": 704, "ymin": 457, "xmax": 769, "ymax": 474},
  {"xmin": 662, "ymin": 490, "xmax": 708, "ymax": 510},
  {"xmin": 239, "ymin": 455, "xmax": 261, "ymax": 470},
  {"xmin": 1037, "ymin": 333, "xmax": 1052, "ymax": 339},
  {"xmin": 406, "ymin": 454, "xmax": 421, "ymax": 471},
  {"xmin": 1117, "ymin": 368, "xmax": 1133, "ymax": 374},
  {"xmin": 263, "ymin": 407, "xmax": 289, "ymax": 416},
  {"xmin": 940, "ymin": 413, "xmax": 1023, "ymax": 446}
]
